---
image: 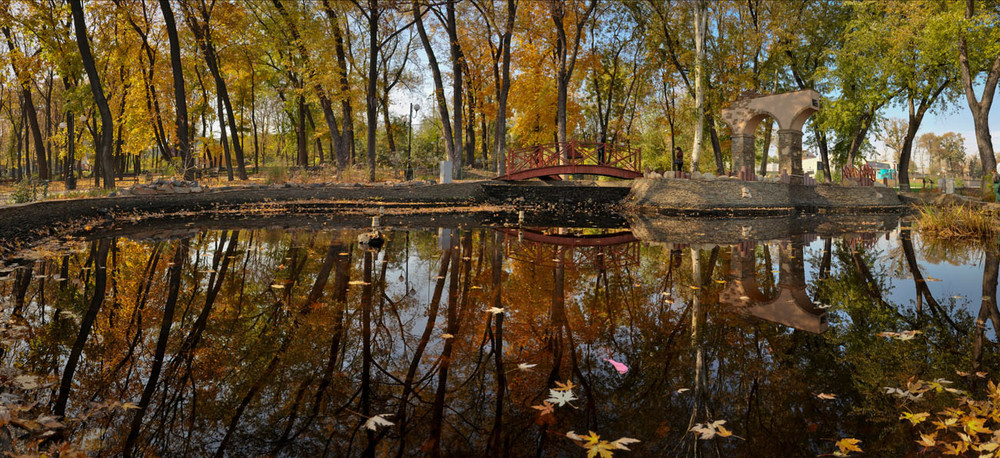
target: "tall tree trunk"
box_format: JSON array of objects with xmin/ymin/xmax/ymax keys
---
[
  {"xmin": 958, "ymin": 0, "xmax": 1000, "ymax": 190},
  {"xmin": 3, "ymin": 28, "xmax": 51, "ymax": 180},
  {"xmin": 366, "ymin": 0, "xmax": 380, "ymax": 182},
  {"xmin": 70, "ymin": 0, "xmax": 114, "ymax": 188},
  {"xmin": 446, "ymin": 0, "xmax": 464, "ymax": 178},
  {"xmin": 690, "ymin": 0, "xmax": 707, "ymax": 173},
  {"xmin": 218, "ymin": 92, "xmax": 234, "ymax": 180},
  {"xmin": 759, "ymin": 119, "xmax": 773, "ymax": 177},
  {"xmin": 493, "ymin": 0, "xmax": 515, "ymax": 174},
  {"xmin": 160, "ymin": 0, "xmax": 193, "ymax": 180},
  {"xmin": 65, "ymin": 108, "xmax": 76, "ymax": 190},
  {"xmin": 297, "ymin": 95, "xmax": 308, "ymax": 167},
  {"xmin": 413, "ymin": 1, "xmax": 456, "ymax": 170},
  {"xmin": 273, "ymin": 0, "xmax": 349, "ymax": 173},
  {"xmin": 123, "ymin": 239, "xmax": 188, "ymax": 455},
  {"xmin": 322, "ymin": 0, "xmax": 356, "ymax": 169},
  {"xmin": 550, "ymin": 0, "xmax": 597, "ymax": 161},
  {"xmin": 54, "ymin": 238, "xmax": 110, "ymax": 416},
  {"xmin": 181, "ymin": 3, "xmax": 248, "ymax": 180}
]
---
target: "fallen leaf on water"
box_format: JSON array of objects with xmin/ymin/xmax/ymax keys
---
[
  {"xmin": 834, "ymin": 437, "xmax": 862, "ymax": 455},
  {"xmin": 915, "ymin": 432, "xmax": 937, "ymax": 447},
  {"xmin": 814, "ymin": 393, "xmax": 836, "ymax": 400},
  {"xmin": 675, "ymin": 388, "xmax": 690, "ymax": 394},
  {"xmin": 517, "ymin": 363, "xmax": 536, "ymax": 371},
  {"xmin": 486, "ymin": 307, "xmax": 505, "ymax": 315},
  {"xmin": 604, "ymin": 358, "xmax": 629, "ymax": 374},
  {"xmin": 531, "ymin": 401, "xmax": 554, "ymax": 416},
  {"xmin": 691, "ymin": 420, "xmax": 729, "ymax": 440},
  {"xmin": 900, "ymin": 411, "xmax": 930, "ymax": 425},
  {"xmin": 545, "ymin": 389, "xmax": 578, "ymax": 408},
  {"xmin": 441, "ymin": 333, "xmax": 454, "ymax": 339},
  {"xmin": 554, "ymin": 380, "xmax": 576, "ymax": 391},
  {"xmin": 348, "ymin": 280, "xmax": 370, "ymax": 286},
  {"xmin": 363, "ymin": 414, "xmax": 394, "ymax": 431},
  {"xmin": 270, "ymin": 284, "xmax": 286, "ymax": 289},
  {"xmin": 610, "ymin": 437, "xmax": 640, "ymax": 450}
]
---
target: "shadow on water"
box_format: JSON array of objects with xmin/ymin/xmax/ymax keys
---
[{"xmin": 0, "ymin": 214, "xmax": 998, "ymax": 456}]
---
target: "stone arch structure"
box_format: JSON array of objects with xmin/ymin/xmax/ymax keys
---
[
  {"xmin": 718, "ymin": 238, "xmax": 828, "ymax": 334},
  {"xmin": 721, "ymin": 89, "xmax": 820, "ymax": 184}
]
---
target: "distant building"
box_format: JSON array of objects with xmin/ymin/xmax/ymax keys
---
[
  {"xmin": 867, "ymin": 161, "xmax": 896, "ymax": 180},
  {"xmin": 803, "ymin": 154, "xmax": 821, "ymax": 177}
]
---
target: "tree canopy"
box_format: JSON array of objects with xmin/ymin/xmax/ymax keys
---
[{"xmin": 0, "ymin": 0, "xmax": 997, "ymax": 189}]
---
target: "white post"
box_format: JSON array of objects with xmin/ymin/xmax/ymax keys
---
[{"xmin": 439, "ymin": 161, "xmax": 453, "ymax": 184}]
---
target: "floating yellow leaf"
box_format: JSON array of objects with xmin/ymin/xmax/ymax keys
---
[
  {"xmin": 942, "ymin": 441, "xmax": 968, "ymax": 455},
  {"xmin": 834, "ymin": 438, "xmax": 862, "ymax": 455},
  {"xmin": 900, "ymin": 411, "xmax": 930, "ymax": 425},
  {"xmin": 915, "ymin": 432, "xmax": 937, "ymax": 447},
  {"xmin": 815, "ymin": 393, "xmax": 836, "ymax": 400}
]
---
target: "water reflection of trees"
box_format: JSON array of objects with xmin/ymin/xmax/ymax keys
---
[{"xmin": 0, "ymin": 227, "xmax": 997, "ymax": 455}]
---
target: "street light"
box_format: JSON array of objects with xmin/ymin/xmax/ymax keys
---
[{"xmin": 407, "ymin": 103, "xmax": 420, "ymax": 180}]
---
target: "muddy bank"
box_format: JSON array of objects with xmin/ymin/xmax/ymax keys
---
[
  {"xmin": 0, "ymin": 181, "xmax": 637, "ymax": 259},
  {"xmin": 0, "ymin": 178, "xmax": 918, "ymax": 260}
]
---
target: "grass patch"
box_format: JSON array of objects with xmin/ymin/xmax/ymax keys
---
[{"xmin": 917, "ymin": 204, "xmax": 999, "ymax": 240}]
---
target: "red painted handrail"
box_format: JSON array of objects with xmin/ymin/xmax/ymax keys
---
[{"xmin": 499, "ymin": 141, "xmax": 642, "ymax": 180}]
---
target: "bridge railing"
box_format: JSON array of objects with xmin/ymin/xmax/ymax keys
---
[{"xmin": 505, "ymin": 141, "xmax": 642, "ymax": 176}]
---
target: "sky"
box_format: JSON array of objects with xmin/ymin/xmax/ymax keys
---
[{"xmin": 875, "ymin": 94, "xmax": 1000, "ymax": 166}]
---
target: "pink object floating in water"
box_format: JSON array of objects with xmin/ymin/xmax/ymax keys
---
[{"xmin": 604, "ymin": 358, "xmax": 629, "ymax": 374}]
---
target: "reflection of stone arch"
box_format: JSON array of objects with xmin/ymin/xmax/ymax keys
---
[
  {"xmin": 718, "ymin": 239, "xmax": 828, "ymax": 334},
  {"xmin": 721, "ymin": 90, "xmax": 820, "ymax": 184}
]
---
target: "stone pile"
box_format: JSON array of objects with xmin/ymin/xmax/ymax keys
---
[{"xmin": 123, "ymin": 179, "xmax": 205, "ymax": 196}]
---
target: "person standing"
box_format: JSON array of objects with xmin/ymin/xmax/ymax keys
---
[{"xmin": 673, "ymin": 147, "xmax": 684, "ymax": 178}]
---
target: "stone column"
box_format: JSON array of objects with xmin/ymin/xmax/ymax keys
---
[
  {"xmin": 778, "ymin": 129, "xmax": 803, "ymax": 185},
  {"xmin": 730, "ymin": 133, "xmax": 755, "ymax": 179}
]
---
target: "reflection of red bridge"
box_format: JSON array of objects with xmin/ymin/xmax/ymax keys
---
[
  {"xmin": 497, "ymin": 228, "xmax": 640, "ymax": 270},
  {"xmin": 496, "ymin": 142, "xmax": 642, "ymax": 181}
]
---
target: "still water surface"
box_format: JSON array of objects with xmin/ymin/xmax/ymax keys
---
[{"xmin": 0, "ymin": 222, "xmax": 997, "ymax": 456}]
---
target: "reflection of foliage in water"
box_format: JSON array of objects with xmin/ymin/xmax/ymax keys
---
[{"xmin": 0, "ymin": 227, "xmax": 996, "ymax": 455}]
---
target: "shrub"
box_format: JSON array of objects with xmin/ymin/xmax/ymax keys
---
[
  {"xmin": 264, "ymin": 165, "xmax": 288, "ymax": 184},
  {"xmin": 11, "ymin": 179, "xmax": 39, "ymax": 204}
]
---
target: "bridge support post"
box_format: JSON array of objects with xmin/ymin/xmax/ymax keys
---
[{"xmin": 778, "ymin": 129, "xmax": 803, "ymax": 185}]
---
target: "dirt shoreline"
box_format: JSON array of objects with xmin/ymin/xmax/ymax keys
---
[
  {"xmin": 0, "ymin": 179, "xmax": 930, "ymax": 261},
  {"xmin": 0, "ymin": 181, "xmax": 635, "ymax": 260}
]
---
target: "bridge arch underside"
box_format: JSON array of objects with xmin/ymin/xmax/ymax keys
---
[{"xmin": 497, "ymin": 165, "xmax": 642, "ymax": 181}]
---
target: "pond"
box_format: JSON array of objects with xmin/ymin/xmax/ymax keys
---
[{"xmin": 0, "ymin": 220, "xmax": 997, "ymax": 456}]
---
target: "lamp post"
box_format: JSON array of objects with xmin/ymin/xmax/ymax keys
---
[{"xmin": 407, "ymin": 103, "xmax": 420, "ymax": 180}]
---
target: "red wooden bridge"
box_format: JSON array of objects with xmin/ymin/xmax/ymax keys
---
[{"xmin": 496, "ymin": 141, "xmax": 642, "ymax": 181}]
